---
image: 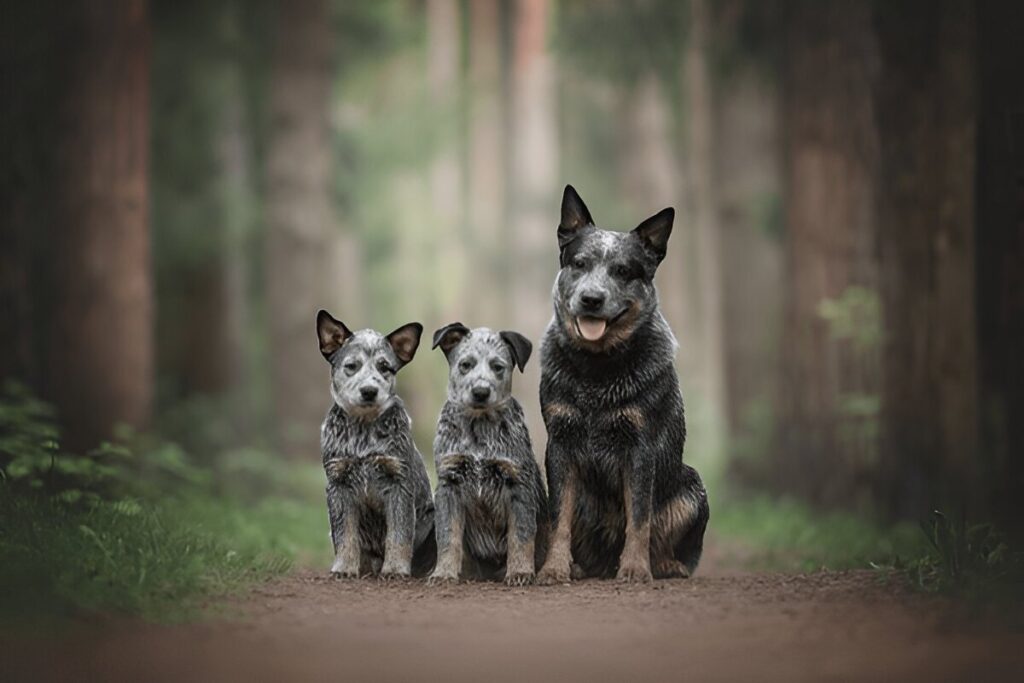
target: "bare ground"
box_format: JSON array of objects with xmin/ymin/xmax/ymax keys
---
[{"xmin": 4, "ymin": 544, "xmax": 1023, "ymax": 682}]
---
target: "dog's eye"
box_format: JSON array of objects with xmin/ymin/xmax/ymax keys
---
[
  {"xmin": 458, "ymin": 359, "xmax": 474, "ymax": 374},
  {"xmin": 343, "ymin": 361, "xmax": 360, "ymax": 374},
  {"xmin": 490, "ymin": 362, "xmax": 506, "ymax": 375},
  {"xmin": 572, "ymin": 256, "xmax": 587, "ymax": 269},
  {"xmin": 377, "ymin": 361, "xmax": 394, "ymax": 375},
  {"xmin": 612, "ymin": 264, "xmax": 632, "ymax": 279}
]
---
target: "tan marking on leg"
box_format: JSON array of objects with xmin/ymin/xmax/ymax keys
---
[
  {"xmin": 651, "ymin": 496, "xmax": 698, "ymax": 578},
  {"xmin": 543, "ymin": 403, "xmax": 579, "ymax": 420},
  {"xmin": 616, "ymin": 476, "xmax": 653, "ymax": 583},
  {"xmin": 427, "ymin": 508, "xmax": 464, "ymax": 586},
  {"xmin": 505, "ymin": 506, "xmax": 536, "ymax": 587},
  {"xmin": 619, "ymin": 406, "xmax": 645, "ymax": 430},
  {"xmin": 331, "ymin": 506, "xmax": 361, "ymax": 578},
  {"xmin": 380, "ymin": 539, "xmax": 413, "ymax": 579},
  {"xmin": 537, "ymin": 472, "xmax": 576, "ymax": 585}
]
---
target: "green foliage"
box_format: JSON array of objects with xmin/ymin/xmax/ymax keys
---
[
  {"xmin": 905, "ymin": 511, "xmax": 1024, "ymax": 602},
  {"xmin": 0, "ymin": 491, "xmax": 327, "ymax": 622},
  {"xmin": 817, "ymin": 286, "xmax": 883, "ymax": 352},
  {"xmin": 713, "ymin": 494, "xmax": 926, "ymax": 571},
  {"xmin": 0, "ymin": 384, "xmax": 328, "ymax": 623}
]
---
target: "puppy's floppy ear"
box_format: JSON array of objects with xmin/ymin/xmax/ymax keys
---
[
  {"xmin": 631, "ymin": 207, "xmax": 674, "ymax": 263},
  {"xmin": 386, "ymin": 322, "xmax": 423, "ymax": 367},
  {"xmin": 317, "ymin": 309, "xmax": 352, "ymax": 361},
  {"xmin": 558, "ymin": 184, "xmax": 594, "ymax": 249},
  {"xmin": 499, "ymin": 331, "xmax": 532, "ymax": 373},
  {"xmin": 432, "ymin": 322, "xmax": 470, "ymax": 359}
]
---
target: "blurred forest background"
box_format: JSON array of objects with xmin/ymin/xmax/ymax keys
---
[{"xmin": 2, "ymin": 0, "xmax": 1024, "ymax": 614}]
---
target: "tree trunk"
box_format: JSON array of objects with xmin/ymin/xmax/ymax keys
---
[
  {"xmin": 509, "ymin": 0, "xmax": 558, "ymax": 453},
  {"xmin": 265, "ymin": 0, "xmax": 334, "ymax": 459},
  {"xmin": 775, "ymin": 0, "xmax": 880, "ymax": 507},
  {"xmin": 467, "ymin": 0, "xmax": 508, "ymax": 324},
  {"xmin": 875, "ymin": 0, "xmax": 977, "ymax": 518},
  {"xmin": 684, "ymin": 0, "xmax": 728, "ymax": 463},
  {"xmin": 49, "ymin": 0, "xmax": 153, "ymax": 450},
  {"xmin": 427, "ymin": 0, "xmax": 465, "ymax": 324},
  {"xmin": 976, "ymin": 0, "xmax": 1024, "ymax": 534}
]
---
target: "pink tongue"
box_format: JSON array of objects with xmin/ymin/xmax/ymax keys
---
[{"xmin": 577, "ymin": 317, "xmax": 607, "ymax": 341}]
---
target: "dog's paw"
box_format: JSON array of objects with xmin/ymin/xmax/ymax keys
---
[
  {"xmin": 616, "ymin": 562, "xmax": 653, "ymax": 584},
  {"xmin": 330, "ymin": 566, "xmax": 360, "ymax": 580},
  {"xmin": 536, "ymin": 564, "xmax": 572, "ymax": 586},
  {"xmin": 426, "ymin": 572, "xmax": 459, "ymax": 587},
  {"xmin": 378, "ymin": 569, "xmax": 412, "ymax": 583},
  {"xmin": 653, "ymin": 559, "xmax": 690, "ymax": 580},
  {"xmin": 504, "ymin": 571, "xmax": 535, "ymax": 587}
]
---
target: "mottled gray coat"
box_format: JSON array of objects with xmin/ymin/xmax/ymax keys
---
[
  {"xmin": 316, "ymin": 310, "xmax": 436, "ymax": 578},
  {"xmin": 428, "ymin": 325, "xmax": 548, "ymax": 586}
]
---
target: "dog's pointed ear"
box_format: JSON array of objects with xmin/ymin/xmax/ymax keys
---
[
  {"xmin": 558, "ymin": 184, "xmax": 594, "ymax": 249},
  {"xmin": 499, "ymin": 331, "xmax": 532, "ymax": 373},
  {"xmin": 432, "ymin": 322, "xmax": 470, "ymax": 359},
  {"xmin": 385, "ymin": 322, "xmax": 423, "ymax": 367},
  {"xmin": 631, "ymin": 207, "xmax": 674, "ymax": 263},
  {"xmin": 317, "ymin": 310, "xmax": 353, "ymax": 361}
]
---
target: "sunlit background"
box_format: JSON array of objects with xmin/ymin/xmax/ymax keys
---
[{"xmin": 3, "ymin": 0, "xmax": 1023, "ymax": 606}]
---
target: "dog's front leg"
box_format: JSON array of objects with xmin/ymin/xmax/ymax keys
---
[
  {"xmin": 536, "ymin": 451, "xmax": 576, "ymax": 585},
  {"xmin": 380, "ymin": 483, "xmax": 415, "ymax": 579},
  {"xmin": 428, "ymin": 461, "xmax": 465, "ymax": 585},
  {"xmin": 505, "ymin": 484, "xmax": 538, "ymax": 586},
  {"xmin": 617, "ymin": 456, "xmax": 654, "ymax": 583},
  {"xmin": 327, "ymin": 482, "xmax": 361, "ymax": 578}
]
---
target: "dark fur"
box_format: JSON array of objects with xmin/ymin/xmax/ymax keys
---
[
  {"xmin": 536, "ymin": 186, "xmax": 709, "ymax": 584},
  {"xmin": 317, "ymin": 310, "xmax": 436, "ymax": 579},
  {"xmin": 428, "ymin": 325, "xmax": 549, "ymax": 586}
]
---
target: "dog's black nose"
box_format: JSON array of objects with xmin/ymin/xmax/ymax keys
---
[
  {"xmin": 580, "ymin": 292, "xmax": 605, "ymax": 311},
  {"xmin": 360, "ymin": 386, "xmax": 378, "ymax": 402},
  {"xmin": 471, "ymin": 386, "xmax": 491, "ymax": 403}
]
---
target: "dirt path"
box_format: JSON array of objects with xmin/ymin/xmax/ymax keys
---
[{"xmin": 5, "ymin": 546, "xmax": 1023, "ymax": 682}]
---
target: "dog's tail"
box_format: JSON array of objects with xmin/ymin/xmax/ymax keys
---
[{"xmin": 675, "ymin": 465, "xmax": 710, "ymax": 576}]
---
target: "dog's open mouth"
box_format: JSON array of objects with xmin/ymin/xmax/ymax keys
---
[{"xmin": 575, "ymin": 316, "xmax": 607, "ymax": 341}]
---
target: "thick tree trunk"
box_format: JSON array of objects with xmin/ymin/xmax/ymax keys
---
[
  {"xmin": 776, "ymin": 0, "xmax": 880, "ymax": 506},
  {"xmin": 875, "ymin": 0, "xmax": 977, "ymax": 518},
  {"xmin": 684, "ymin": 0, "xmax": 728, "ymax": 462},
  {"xmin": 265, "ymin": 0, "xmax": 334, "ymax": 459},
  {"xmin": 976, "ymin": 0, "xmax": 1024, "ymax": 534},
  {"xmin": 49, "ymin": 0, "xmax": 153, "ymax": 450},
  {"xmin": 467, "ymin": 0, "xmax": 508, "ymax": 324},
  {"xmin": 509, "ymin": 0, "xmax": 557, "ymax": 452}
]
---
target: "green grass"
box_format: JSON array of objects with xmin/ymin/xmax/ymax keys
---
[
  {"xmin": 712, "ymin": 494, "xmax": 928, "ymax": 571},
  {"xmin": 0, "ymin": 489, "xmax": 329, "ymax": 623}
]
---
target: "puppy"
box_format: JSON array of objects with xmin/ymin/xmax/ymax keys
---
[
  {"xmin": 428, "ymin": 324, "xmax": 548, "ymax": 586},
  {"xmin": 317, "ymin": 310, "xmax": 436, "ymax": 579},
  {"xmin": 536, "ymin": 185, "xmax": 709, "ymax": 584}
]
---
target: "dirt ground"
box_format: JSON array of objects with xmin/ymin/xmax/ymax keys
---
[{"xmin": 4, "ymin": 543, "xmax": 1023, "ymax": 682}]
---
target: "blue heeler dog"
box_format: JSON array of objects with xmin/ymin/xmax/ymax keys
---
[
  {"xmin": 428, "ymin": 324, "xmax": 548, "ymax": 586},
  {"xmin": 535, "ymin": 185, "xmax": 710, "ymax": 584},
  {"xmin": 316, "ymin": 310, "xmax": 436, "ymax": 579}
]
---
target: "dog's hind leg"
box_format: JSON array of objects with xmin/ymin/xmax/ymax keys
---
[{"xmin": 674, "ymin": 484, "xmax": 709, "ymax": 576}]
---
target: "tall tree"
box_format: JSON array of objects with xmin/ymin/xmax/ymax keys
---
[
  {"xmin": 683, "ymin": 0, "xmax": 728, "ymax": 460},
  {"xmin": 976, "ymin": 0, "xmax": 1024, "ymax": 533},
  {"xmin": 265, "ymin": 0, "xmax": 334, "ymax": 459},
  {"xmin": 467, "ymin": 0, "xmax": 508, "ymax": 324},
  {"xmin": 49, "ymin": 0, "xmax": 153, "ymax": 450},
  {"xmin": 775, "ymin": 0, "xmax": 880, "ymax": 505},
  {"xmin": 509, "ymin": 0, "xmax": 558, "ymax": 447},
  {"xmin": 875, "ymin": 0, "xmax": 977, "ymax": 517}
]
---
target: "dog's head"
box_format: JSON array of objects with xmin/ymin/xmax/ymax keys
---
[
  {"xmin": 432, "ymin": 324, "xmax": 532, "ymax": 414},
  {"xmin": 316, "ymin": 310, "xmax": 422, "ymax": 419},
  {"xmin": 552, "ymin": 185, "xmax": 674, "ymax": 352}
]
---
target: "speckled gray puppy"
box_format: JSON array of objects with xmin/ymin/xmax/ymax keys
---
[
  {"xmin": 428, "ymin": 324, "xmax": 548, "ymax": 586},
  {"xmin": 316, "ymin": 310, "xmax": 436, "ymax": 579}
]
